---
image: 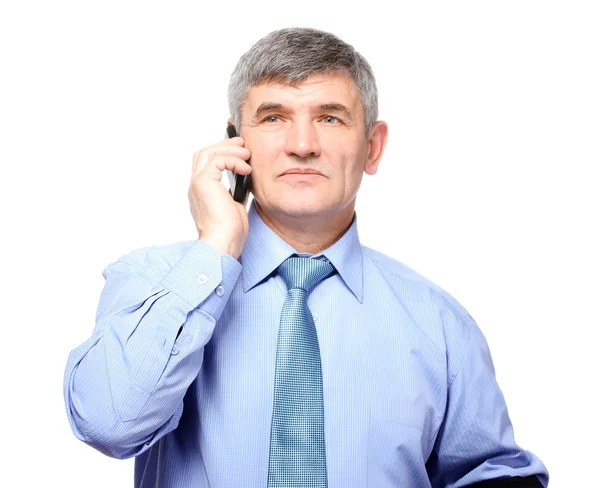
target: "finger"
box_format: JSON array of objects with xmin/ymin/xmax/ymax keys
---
[
  {"xmin": 199, "ymin": 156, "xmax": 252, "ymax": 182},
  {"xmin": 193, "ymin": 143, "xmax": 250, "ymax": 165},
  {"xmin": 210, "ymin": 137, "xmax": 248, "ymax": 154},
  {"xmin": 209, "ymin": 156, "xmax": 252, "ymax": 175},
  {"xmin": 219, "ymin": 135, "xmax": 246, "ymax": 145},
  {"xmin": 193, "ymin": 145, "xmax": 251, "ymax": 176},
  {"xmin": 191, "ymin": 137, "xmax": 248, "ymax": 177}
]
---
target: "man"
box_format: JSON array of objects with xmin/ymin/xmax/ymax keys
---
[{"xmin": 64, "ymin": 27, "xmax": 549, "ymax": 487}]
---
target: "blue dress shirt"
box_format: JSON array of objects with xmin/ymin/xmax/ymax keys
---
[{"xmin": 64, "ymin": 199, "xmax": 549, "ymax": 487}]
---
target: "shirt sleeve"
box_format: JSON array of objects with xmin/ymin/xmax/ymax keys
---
[
  {"xmin": 426, "ymin": 300, "xmax": 550, "ymax": 487},
  {"xmin": 63, "ymin": 240, "xmax": 242, "ymax": 460}
]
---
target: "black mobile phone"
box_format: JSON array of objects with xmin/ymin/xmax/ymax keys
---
[{"xmin": 226, "ymin": 125, "xmax": 251, "ymax": 204}]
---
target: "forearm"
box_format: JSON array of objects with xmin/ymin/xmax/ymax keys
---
[
  {"xmin": 64, "ymin": 292, "xmax": 213, "ymax": 458},
  {"xmin": 63, "ymin": 240, "xmax": 241, "ymax": 459}
]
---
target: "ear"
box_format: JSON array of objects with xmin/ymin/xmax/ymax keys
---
[
  {"xmin": 227, "ymin": 116, "xmax": 234, "ymax": 127},
  {"xmin": 364, "ymin": 121, "xmax": 388, "ymax": 176}
]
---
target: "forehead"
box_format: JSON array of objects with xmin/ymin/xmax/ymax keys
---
[{"xmin": 244, "ymin": 73, "xmax": 362, "ymax": 110}]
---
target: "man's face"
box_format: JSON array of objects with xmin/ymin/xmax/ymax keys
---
[{"xmin": 238, "ymin": 73, "xmax": 383, "ymax": 221}]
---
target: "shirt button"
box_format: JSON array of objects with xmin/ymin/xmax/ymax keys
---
[
  {"xmin": 313, "ymin": 312, "xmax": 319, "ymax": 321},
  {"xmin": 171, "ymin": 346, "xmax": 180, "ymax": 355},
  {"xmin": 216, "ymin": 285, "xmax": 225, "ymax": 297},
  {"xmin": 197, "ymin": 274, "xmax": 208, "ymax": 285}
]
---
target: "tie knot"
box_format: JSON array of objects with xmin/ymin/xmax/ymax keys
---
[{"xmin": 277, "ymin": 256, "xmax": 336, "ymax": 292}]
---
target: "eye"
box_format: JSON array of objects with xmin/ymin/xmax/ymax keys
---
[
  {"xmin": 322, "ymin": 116, "xmax": 340, "ymax": 124},
  {"xmin": 262, "ymin": 115, "xmax": 281, "ymax": 123}
]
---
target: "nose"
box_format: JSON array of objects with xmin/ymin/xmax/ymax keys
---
[{"xmin": 283, "ymin": 118, "xmax": 321, "ymax": 159}]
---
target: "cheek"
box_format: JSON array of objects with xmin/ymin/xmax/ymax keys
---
[
  {"xmin": 339, "ymin": 156, "xmax": 367, "ymax": 197},
  {"xmin": 248, "ymin": 134, "xmax": 281, "ymax": 174},
  {"xmin": 346, "ymin": 165, "xmax": 365, "ymax": 191},
  {"xmin": 340, "ymin": 150, "xmax": 364, "ymax": 178}
]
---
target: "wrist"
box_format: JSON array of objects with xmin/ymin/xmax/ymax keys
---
[{"xmin": 199, "ymin": 233, "xmax": 238, "ymax": 258}]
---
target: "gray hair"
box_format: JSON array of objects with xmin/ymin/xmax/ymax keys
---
[{"xmin": 227, "ymin": 27, "xmax": 378, "ymax": 137}]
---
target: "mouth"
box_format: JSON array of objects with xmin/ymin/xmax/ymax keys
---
[
  {"xmin": 280, "ymin": 168, "xmax": 324, "ymax": 177},
  {"xmin": 281, "ymin": 173, "xmax": 323, "ymax": 177},
  {"xmin": 279, "ymin": 173, "xmax": 324, "ymax": 183}
]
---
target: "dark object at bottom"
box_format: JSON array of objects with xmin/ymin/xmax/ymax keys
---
[{"xmin": 466, "ymin": 475, "xmax": 543, "ymax": 487}]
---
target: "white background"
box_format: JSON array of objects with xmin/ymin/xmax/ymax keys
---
[{"xmin": 1, "ymin": 1, "xmax": 598, "ymax": 486}]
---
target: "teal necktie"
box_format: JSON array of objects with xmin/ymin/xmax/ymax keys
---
[{"xmin": 267, "ymin": 256, "xmax": 336, "ymax": 488}]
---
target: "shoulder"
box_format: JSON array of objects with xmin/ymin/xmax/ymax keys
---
[
  {"xmin": 102, "ymin": 239, "xmax": 198, "ymax": 277},
  {"xmin": 361, "ymin": 245, "xmax": 475, "ymax": 325},
  {"xmin": 361, "ymin": 245, "xmax": 481, "ymax": 381}
]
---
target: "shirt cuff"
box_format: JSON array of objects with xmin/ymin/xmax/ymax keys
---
[{"xmin": 159, "ymin": 240, "xmax": 242, "ymax": 318}]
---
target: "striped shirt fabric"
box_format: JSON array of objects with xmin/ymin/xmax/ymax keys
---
[{"xmin": 63, "ymin": 199, "xmax": 549, "ymax": 487}]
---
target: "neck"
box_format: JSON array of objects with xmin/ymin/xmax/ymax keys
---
[{"xmin": 254, "ymin": 200, "xmax": 355, "ymax": 255}]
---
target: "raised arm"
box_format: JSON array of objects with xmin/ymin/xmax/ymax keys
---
[
  {"xmin": 64, "ymin": 133, "xmax": 253, "ymax": 459},
  {"xmin": 63, "ymin": 240, "xmax": 242, "ymax": 459}
]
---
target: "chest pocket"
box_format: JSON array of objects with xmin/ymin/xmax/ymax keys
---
[{"xmin": 367, "ymin": 397, "xmax": 438, "ymax": 487}]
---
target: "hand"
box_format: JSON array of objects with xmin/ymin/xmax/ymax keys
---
[{"xmin": 188, "ymin": 135, "xmax": 252, "ymax": 259}]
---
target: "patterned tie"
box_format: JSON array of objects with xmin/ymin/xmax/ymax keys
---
[{"xmin": 267, "ymin": 256, "xmax": 336, "ymax": 488}]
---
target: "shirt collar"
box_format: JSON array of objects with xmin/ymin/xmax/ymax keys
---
[{"xmin": 239, "ymin": 199, "xmax": 364, "ymax": 303}]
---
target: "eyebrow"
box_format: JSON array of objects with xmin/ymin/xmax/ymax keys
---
[{"xmin": 251, "ymin": 102, "xmax": 354, "ymax": 122}]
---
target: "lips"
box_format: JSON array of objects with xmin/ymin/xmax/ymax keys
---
[{"xmin": 280, "ymin": 168, "xmax": 323, "ymax": 176}]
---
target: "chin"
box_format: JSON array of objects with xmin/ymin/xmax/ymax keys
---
[{"xmin": 272, "ymin": 193, "xmax": 331, "ymax": 217}]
